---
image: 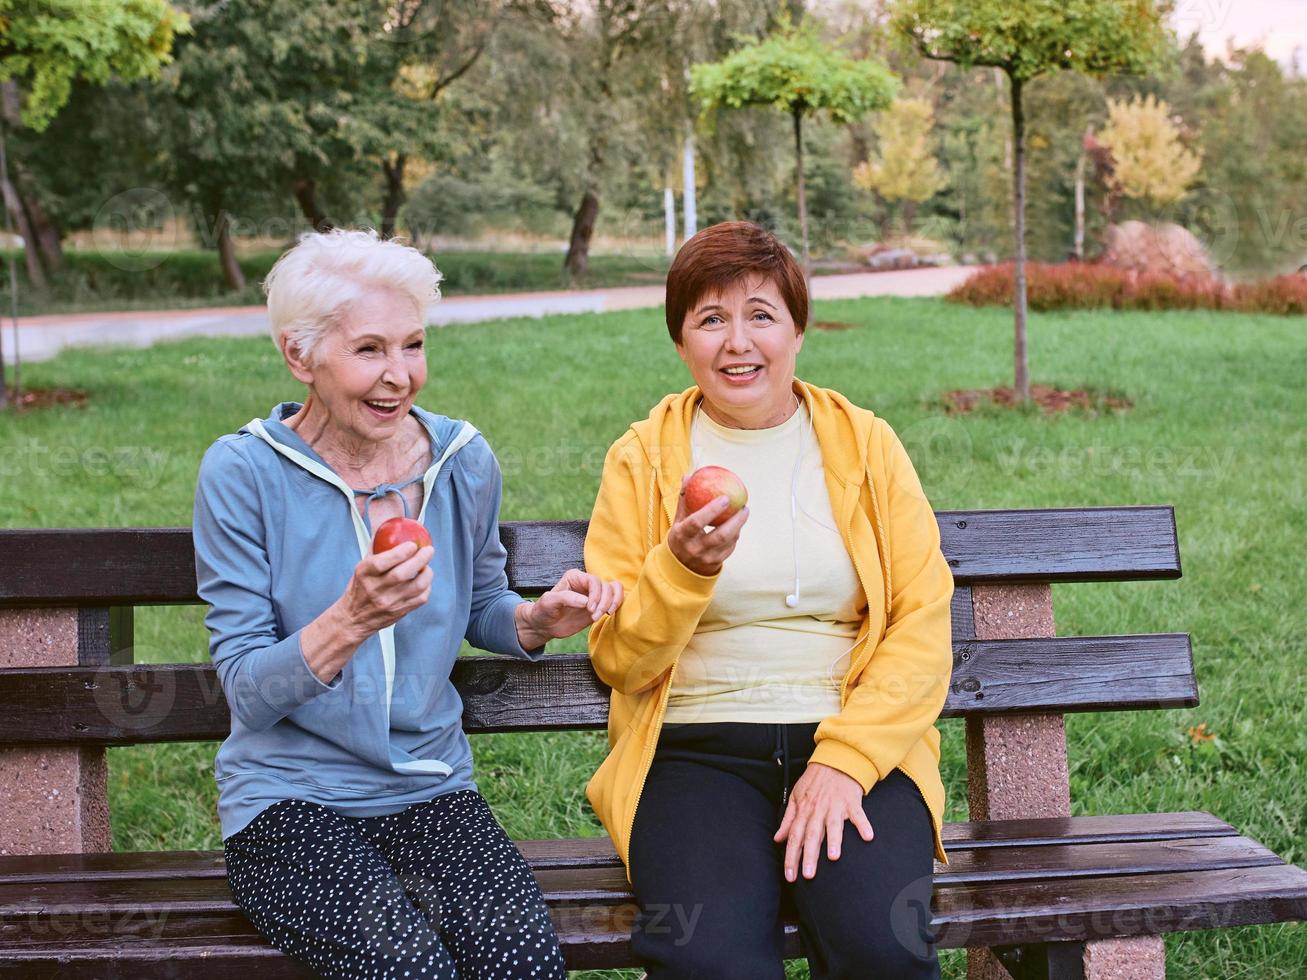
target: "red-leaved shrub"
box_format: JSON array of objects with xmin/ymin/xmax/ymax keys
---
[
  {"xmin": 948, "ymin": 263, "xmax": 1306, "ymax": 315},
  {"xmin": 1231, "ymin": 275, "xmax": 1307, "ymax": 316}
]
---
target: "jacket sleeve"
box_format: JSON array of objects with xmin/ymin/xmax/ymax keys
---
[
  {"xmin": 810, "ymin": 423, "xmax": 954, "ymax": 791},
  {"xmin": 585, "ymin": 437, "xmax": 718, "ymax": 695},
  {"xmin": 193, "ymin": 441, "xmax": 342, "ymax": 734},
  {"xmin": 461, "ymin": 438, "xmax": 541, "ymax": 660}
]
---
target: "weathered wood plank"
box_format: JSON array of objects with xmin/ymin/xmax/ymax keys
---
[
  {"xmin": 0, "ymin": 634, "xmax": 1195, "ymax": 745},
  {"xmin": 527, "ymin": 836, "xmax": 1282, "ymax": 901},
  {"xmin": 2, "ymin": 858, "xmax": 1303, "ymax": 971},
  {"xmin": 0, "ymin": 813, "xmax": 1238, "ymax": 884},
  {"xmin": 0, "ymin": 508, "xmax": 1180, "ymax": 607}
]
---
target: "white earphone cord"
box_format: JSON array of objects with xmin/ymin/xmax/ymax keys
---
[{"xmin": 692, "ymin": 396, "xmax": 857, "ymax": 686}]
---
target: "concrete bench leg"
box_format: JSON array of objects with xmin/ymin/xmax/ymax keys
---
[
  {"xmin": 0, "ymin": 609, "xmax": 110, "ymax": 855},
  {"xmin": 963, "ymin": 585, "xmax": 1164, "ymax": 980}
]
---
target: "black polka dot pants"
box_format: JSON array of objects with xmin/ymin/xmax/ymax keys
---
[{"xmin": 223, "ymin": 790, "xmax": 568, "ymax": 979}]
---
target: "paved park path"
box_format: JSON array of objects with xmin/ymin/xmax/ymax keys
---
[{"xmin": 3, "ymin": 265, "xmax": 972, "ymax": 364}]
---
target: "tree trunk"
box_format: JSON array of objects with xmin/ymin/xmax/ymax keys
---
[
  {"xmin": 214, "ymin": 209, "xmax": 246, "ymax": 292},
  {"xmin": 381, "ymin": 154, "xmax": 406, "ymax": 240},
  {"xmin": 682, "ymin": 125, "xmax": 697, "ymax": 239},
  {"xmin": 563, "ymin": 186, "xmax": 600, "ymax": 280},
  {"xmin": 663, "ymin": 186, "xmax": 676, "ymax": 256},
  {"xmin": 792, "ymin": 110, "xmax": 811, "ymax": 296},
  {"xmin": 4, "ymin": 252, "xmax": 17, "ymax": 407},
  {"xmin": 290, "ymin": 177, "xmax": 332, "ymax": 233},
  {"xmin": 0, "ymin": 162, "xmax": 45, "ymax": 292},
  {"xmin": 902, "ymin": 199, "xmax": 918, "ymax": 235},
  {"xmin": 12, "ymin": 157, "xmax": 62, "ymax": 274},
  {"xmin": 1010, "ymin": 74, "xmax": 1030, "ymax": 404},
  {"xmin": 875, "ymin": 190, "xmax": 892, "ymax": 241},
  {"xmin": 1074, "ymin": 133, "xmax": 1088, "ymax": 261}
]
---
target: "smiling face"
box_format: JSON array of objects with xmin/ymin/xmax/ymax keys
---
[
  {"xmin": 283, "ymin": 287, "xmax": 428, "ymax": 448},
  {"xmin": 675, "ymin": 274, "xmax": 805, "ymax": 429}
]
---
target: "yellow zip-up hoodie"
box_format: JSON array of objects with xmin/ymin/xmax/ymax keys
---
[{"xmin": 584, "ymin": 381, "xmax": 954, "ymax": 876}]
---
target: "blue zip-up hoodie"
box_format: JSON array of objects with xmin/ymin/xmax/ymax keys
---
[{"xmin": 193, "ymin": 402, "xmax": 541, "ymax": 841}]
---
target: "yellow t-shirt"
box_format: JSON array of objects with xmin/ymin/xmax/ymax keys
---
[{"xmin": 664, "ymin": 403, "xmax": 864, "ymax": 724}]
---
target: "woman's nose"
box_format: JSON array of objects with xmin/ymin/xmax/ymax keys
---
[
  {"xmin": 380, "ymin": 353, "xmax": 407, "ymax": 387},
  {"xmin": 723, "ymin": 319, "xmax": 752, "ymax": 352}
]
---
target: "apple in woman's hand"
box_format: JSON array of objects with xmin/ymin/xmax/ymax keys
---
[
  {"xmin": 684, "ymin": 466, "xmax": 748, "ymax": 519},
  {"xmin": 372, "ymin": 516, "xmax": 433, "ymax": 555}
]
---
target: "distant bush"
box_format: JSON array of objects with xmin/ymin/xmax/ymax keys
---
[
  {"xmin": 1230, "ymin": 274, "xmax": 1307, "ymax": 316},
  {"xmin": 948, "ymin": 262, "xmax": 1306, "ymax": 315}
]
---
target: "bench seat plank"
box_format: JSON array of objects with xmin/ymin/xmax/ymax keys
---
[
  {"xmin": 0, "ymin": 811, "xmax": 1240, "ymax": 884},
  {"xmin": 0, "ymin": 633, "xmax": 1196, "ymax": 745},
  {"xmin": 0, "ymin": 834, "xmax": 1272, "ymax": 905},
  {"xmin": 2, "ymin": 857, "xmax": 1303, "ymax": 973},
  {"xmin": 1, "ymin": 826, "xmax": 1297, "ymax": 936}
]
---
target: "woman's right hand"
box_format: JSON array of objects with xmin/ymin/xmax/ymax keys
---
[
  {"xmin": 666, "ymin": 477, "xmax": 749, "ymax": 577},
  {"xmin": 338, "ymin": 541, "xmax": 435, "ymax": 635}
]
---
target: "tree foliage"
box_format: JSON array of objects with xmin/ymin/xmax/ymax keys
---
[
  {"xmin": 1098, "ymin": 94, "xmax": 1201, "ymax": 208},
  {"xmin": 692, "ymin": 16, "xmax": 898, "ymax": 278},
  {"xmin": 853, "ymin": 96, "xmax": 946, "ymax": 205},
  {"xmin": 691, "ymin": 17, "xmax": 898, "ymax": 125},
  {"xmin": 892, "ymin": 0, "xmax": 1172, "ymax": 82},
  {"xmin": 0, "ymin": 0, "xmax": 187, "ymax": 131}
]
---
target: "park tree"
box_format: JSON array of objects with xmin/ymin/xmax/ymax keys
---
[
  {"xmin": 153, "ymin": 0, "xmax": 436, "ymax": 289},
  {"xmin": 0, "ymin": 0, "xmax": 186, "ymax": 290},
  {"xmin": 892, "ymin": 0, "xmax": 1172, "ymax": 402},
  {"xmin": 853, "ymin": 96, "xmax": 946, "ymax": 233},
  {"xmin": 0, "ymin": 0, "xmax": 185, "ymax": 409},
  {"xmin": 691, "ymin": 16, "xmax": 898, "ymax": 280},
  {"xmin": 1098, "ymin": 94, "xmax": 1201, "ymax": 209},
  {"xmin": 370, "ymin": 0, "xmax": 503, "ymax": 240},
  {"xmin": 548, "ymin": 0, "xmax": 674, "ymax": 281}
]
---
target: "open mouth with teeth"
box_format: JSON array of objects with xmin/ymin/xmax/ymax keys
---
[
  {"xmin": 363, "ymin": 398, "xmax": 404, "ymax": 419},
  {"xmin": 719, "ymin": 364, "xmax": 763, "ymax": 384}
]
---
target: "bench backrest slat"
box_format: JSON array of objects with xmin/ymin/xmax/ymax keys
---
[
  {"xmin": 0, "ymin": 507, "xmax": 1179, "ymax": 607},
  {"xmin": 0, "ymin": 633, "xmax": 1195, "ymax": 744}
]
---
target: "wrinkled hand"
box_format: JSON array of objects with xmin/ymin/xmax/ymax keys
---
[
  {"xmin": 339, "ymin": 541, "xmax": 435, "ymax": 635},
  {"xmin": 773, "ymin": 763, "xmax": 874, "ymax": 882},
  {"xmin": 516, "ymin": 569, "xmax": 624, "ymax": 648},
  {"xmin": 666, "ymin": 476, "xmax": 749, "ymax": 577}
]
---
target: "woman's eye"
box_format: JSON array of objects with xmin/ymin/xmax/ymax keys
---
[
  {"xmin": 407, "ymin": 341, "xmax": 424, "ymax": 350},
  {"xmin": 753, "ymin": 311, "xmax": 774, "ymax": 322},
  {"xmin": 700, "ymin": 316, "xmax": 724, "ymax": 328},
  {"xmin": 358, "ymin": 345, "xmax": 378, "ymax": 353}
]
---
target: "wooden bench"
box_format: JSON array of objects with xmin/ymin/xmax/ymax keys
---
[{"xmin": 1, "ymin": 507, "xmax": 1304, "ymax": 978}]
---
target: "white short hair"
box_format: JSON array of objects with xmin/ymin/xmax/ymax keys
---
[{"xmin": 264, "ymin": 229, "xmax": 442, "ymax": 365}]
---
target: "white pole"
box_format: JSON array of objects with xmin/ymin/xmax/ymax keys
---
[
  {"xmin": 682, "ymin": 126, "xmax": 697, "ymax": 239},
  {"xmin": 664, "ymin": 187, "xmax": 676, "ymax": 256}
]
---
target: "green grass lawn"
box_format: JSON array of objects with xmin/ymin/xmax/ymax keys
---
[{"xmin": 1, "ymin": 297, "xmax": 1303, "ymax": 978}]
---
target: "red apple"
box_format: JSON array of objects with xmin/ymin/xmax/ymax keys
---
[
  {"xmin": 372, "ymin": 516, "xmax": 433, "ymax": 555},
  {"xmin": 683, "ymin": 465, "xmax": 748, "ymax": 519}
]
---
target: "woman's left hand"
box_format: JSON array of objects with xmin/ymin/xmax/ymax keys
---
[
  {"xmin": 773, "ymin": 762, "xmax": 874, "ymax": 882},
  {"xmin": 515, "ymin": 569, "xmax": 624, "ymax": 648}
]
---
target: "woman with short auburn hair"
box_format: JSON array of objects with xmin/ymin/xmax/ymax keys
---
[{"xmin": 584, "ymin": 221, "xmax": 952, "ymax": 978}]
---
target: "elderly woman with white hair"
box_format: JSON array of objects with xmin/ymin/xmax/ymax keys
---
[{"xmin": 193, "ymin": 229, "xmax": 621, "ymax": 978}]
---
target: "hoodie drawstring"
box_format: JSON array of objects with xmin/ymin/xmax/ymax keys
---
[
  {"xmin": 353, "ymin": 473, "xmax": 426, "ymax": 534},
  {"xmin": 773, "ymin": 724, "xmax": 791, "ymax": 812}
]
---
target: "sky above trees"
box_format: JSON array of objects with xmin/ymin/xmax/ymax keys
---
[{"xmin": 1178, "ymin": 0, "xmax": 1307, "ymax": 69}]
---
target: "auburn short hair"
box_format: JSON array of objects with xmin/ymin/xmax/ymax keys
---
[{"xmin": 665, "ymin": 221, "xmax": 808, "ymax": 343}]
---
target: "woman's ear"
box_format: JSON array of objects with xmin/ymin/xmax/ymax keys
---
[
  {"xmin": 281, "ymin": 335, "xmax": 315, "ymax": 386},
  {"xmin": 794, "ymin": 327, "xmax": 806, "ymax": 356}
]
